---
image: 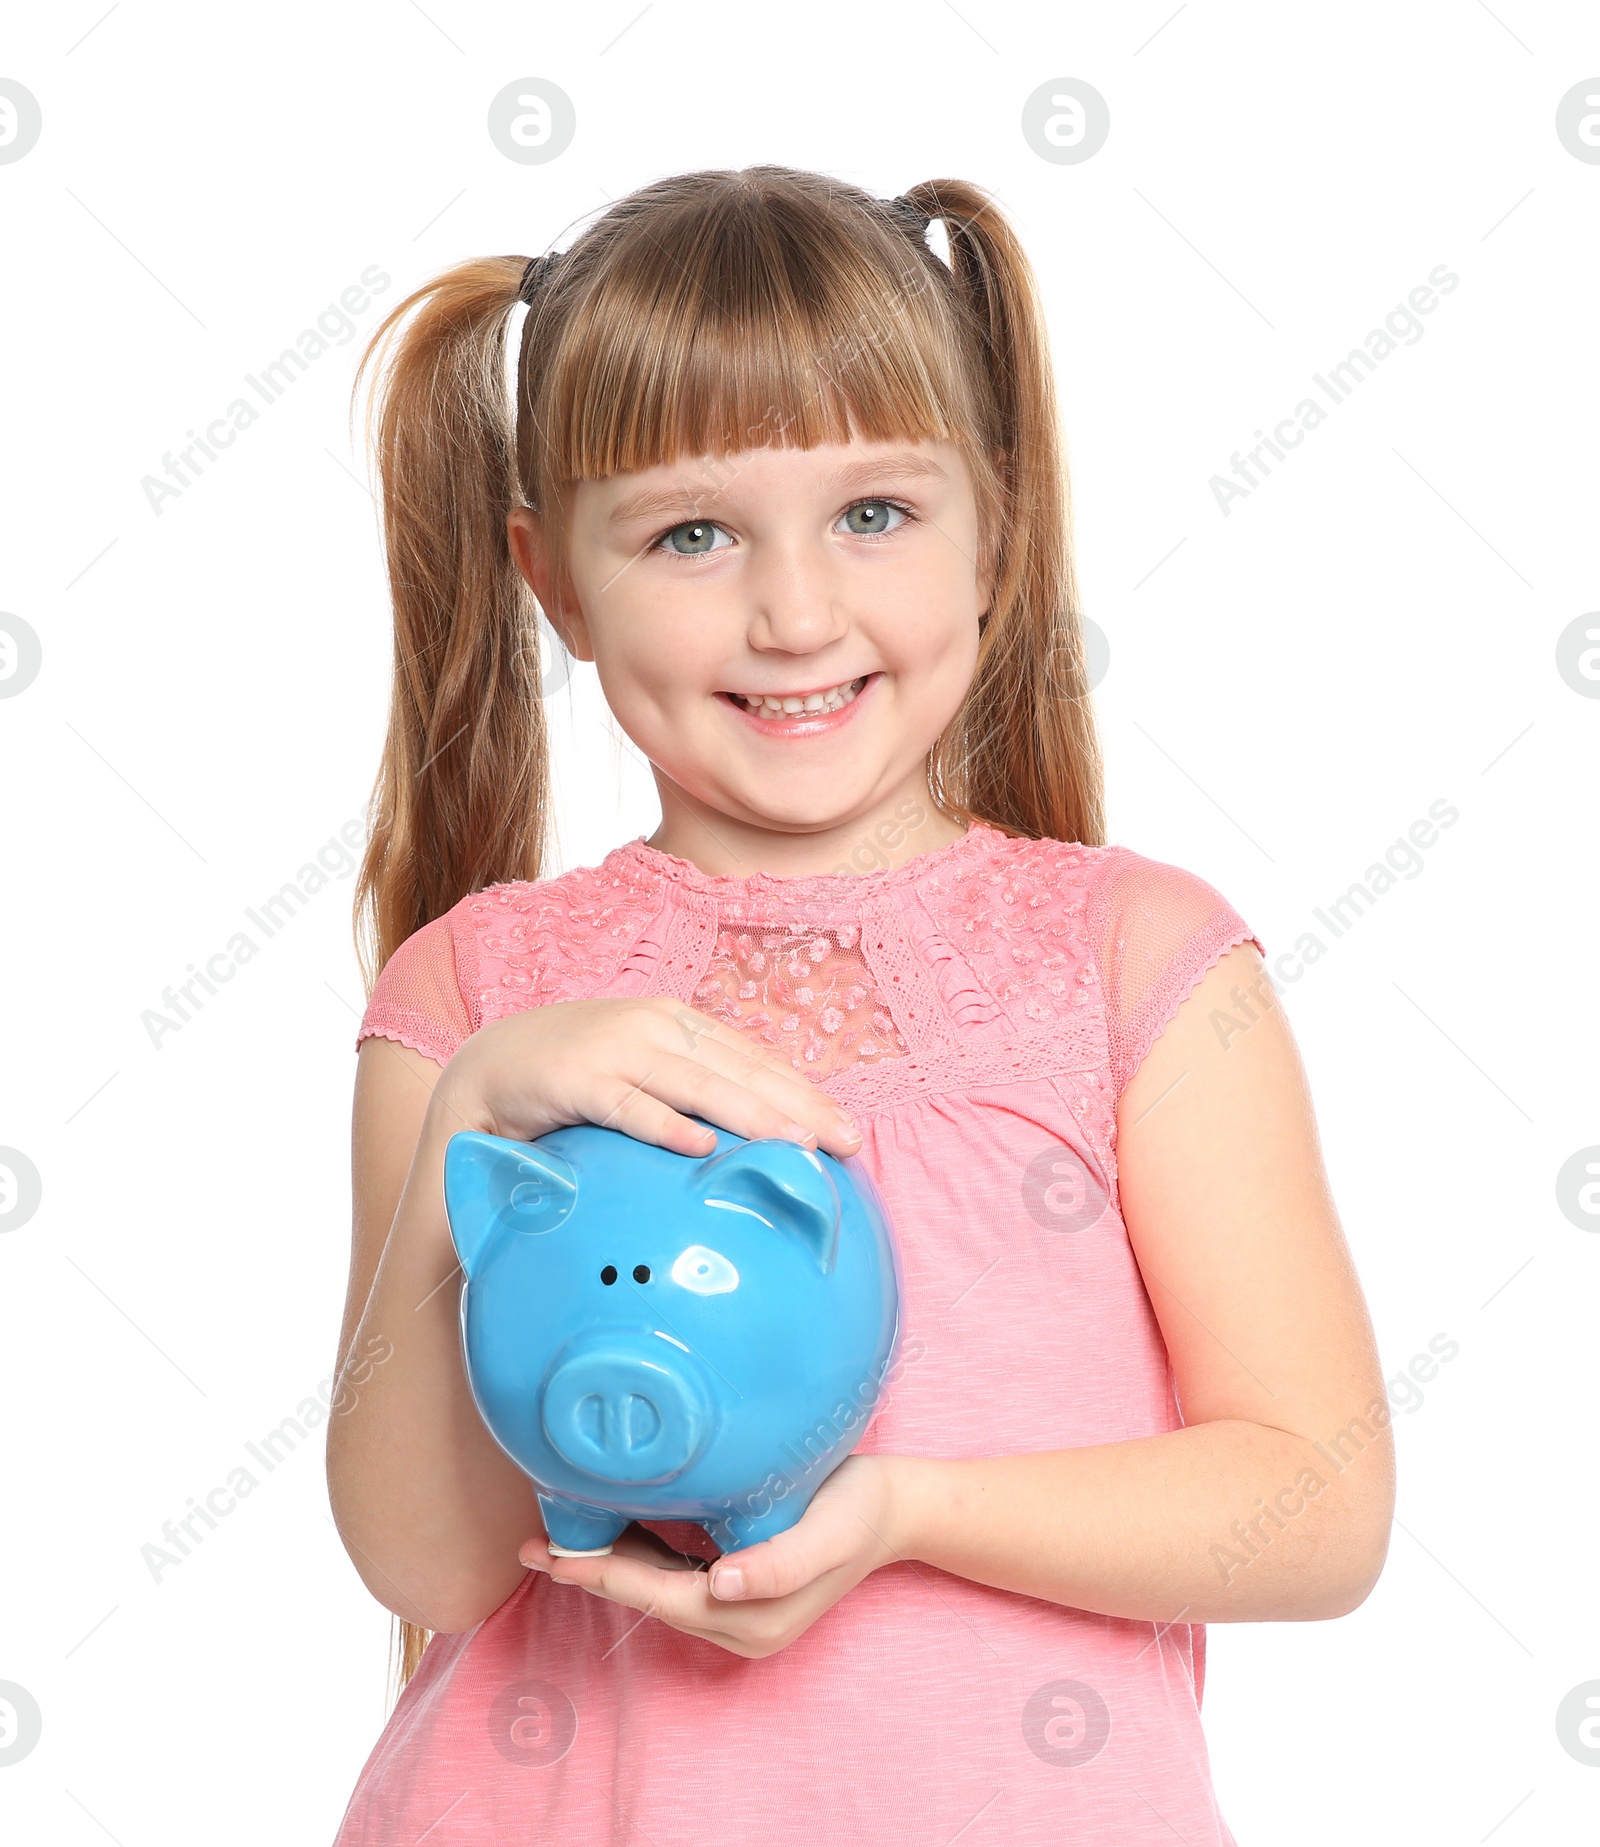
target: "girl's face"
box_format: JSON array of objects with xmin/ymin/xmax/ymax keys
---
[{"xmin": 509, "ymin": 435, "xmax": 992, "ymax": 872}]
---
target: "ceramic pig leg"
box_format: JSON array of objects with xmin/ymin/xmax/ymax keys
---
[{"xmin": 538, "ymin": 1491, "xmax": 631, "ymax": 1557}]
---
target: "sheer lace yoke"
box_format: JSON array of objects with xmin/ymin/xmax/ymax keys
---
[
  {"xmin": 690, "ymin": 919, "xmax": 908, "ymax": 1080},
  {"xmin": 617, "ymin": 823, "xmax": 999, "ymax": 1082}
]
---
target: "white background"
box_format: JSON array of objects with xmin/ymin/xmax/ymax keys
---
[{"xmin": 1, "ymin": 2, "xmax": 1596, "ymax": 1841}]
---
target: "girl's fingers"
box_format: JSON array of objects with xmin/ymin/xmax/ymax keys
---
[
  {"xmin": 643, "ymin": 1006, "xmax": 862, "ymax": 1156},
  {"xmin": 590, "ymin": 1081, "xmax": 723, "ymax": 1158},
  {"xmin": 464, "ymin": 996, "xmax": 862, "ymax": 1157},
  {"xmin": 587, "ymin": 1054, "xmax": 857, "ymax": 1161}
]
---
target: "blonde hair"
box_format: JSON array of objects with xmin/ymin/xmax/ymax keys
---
[{"xmin": 351, "ymin": 163, "xmax": 1106, "ymax": 1694}]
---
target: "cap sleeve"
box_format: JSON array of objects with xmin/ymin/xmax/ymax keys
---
[
  {"xmin": 356, "ymin": 908, "xmax": 476, "ymax": 1069},
  {"xmin": 1086, "ymin": 846, "xmax": 1265, "ymax": 1097}
]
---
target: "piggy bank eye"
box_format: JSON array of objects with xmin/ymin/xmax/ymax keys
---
[
  {"xmin": 632, "ymin": 1264, "xmax": 651, "ymax": 1284},
  {"xmin": 600, "ymin": 1264, "xmax": 618, "ymax": 1285},
  {"xmin": 669, "ymin": 1245, "xmax": 739, "ymax": 1296}
]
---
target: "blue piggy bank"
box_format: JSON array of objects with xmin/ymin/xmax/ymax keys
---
[{"xmin": 442, "ymin": 1119, "xmax": 903, "ymax": 1558}]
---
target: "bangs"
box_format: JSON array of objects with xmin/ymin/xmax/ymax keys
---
[{"xmin": 522, "ymin": 181, "xmax": 992, "ymax": 494}]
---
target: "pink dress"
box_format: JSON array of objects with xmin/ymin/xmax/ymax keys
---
[{"xmin": 335, "ymin": 821, "xmax": 1262, "ymax": 1845}]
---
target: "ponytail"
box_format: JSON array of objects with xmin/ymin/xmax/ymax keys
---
[
  {"xmin": 352, "ymin": 258, "xmax": 559, "ymax": 1700},
  {"xmin": 907, "ymin": 180, "xmax": 1105, "ymax": 850},
  {"xmin": 351, "ymin": 255, "xmax": 554, "ymax": 986}
]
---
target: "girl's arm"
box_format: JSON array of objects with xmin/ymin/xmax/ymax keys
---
[
  {"xmin": 523, "ymin": 942, "xmax": 1392, "ymax": 1652},
  {"xmin": 325, "ymin": 1040, "xmax": 545, "ymax": 1634},
  {"xmin": 326, "ymin": 1000, "xmax": 861, "ymax": 1635},
  {"xmin": 886, "ymin": 940, "xmax": 1395, "ymax": 1622}
]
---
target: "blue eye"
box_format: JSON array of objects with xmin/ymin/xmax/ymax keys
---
[
  {"xmin": 838, "ymin": 498, "xmax": 909, "ymax": 536},
  {"xmin": 658, "ymin": 519, "xmax": 730, "ymax": 556}
]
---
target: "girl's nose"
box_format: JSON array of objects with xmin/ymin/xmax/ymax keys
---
[{"xmin": 740, "ymin": 544, "xmax": 851, "ymax": 653}]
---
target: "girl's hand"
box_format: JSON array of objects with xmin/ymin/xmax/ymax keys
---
[
  {"xmin": 430, "ymin": 995, "xmax": 861, "ymax": 1160},
  {"xmin": 517, "ymin": 1455, "xmax": 913, "ymax": 1659}
]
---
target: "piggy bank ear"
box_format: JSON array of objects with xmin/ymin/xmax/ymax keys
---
[
  {"xmin": 443, "ymin": 1132, "xmax": 578, "ymax": 1279},
  {"xmin": 699, "ymin": 1140, "xmax": 841, "ymax": 1273}
]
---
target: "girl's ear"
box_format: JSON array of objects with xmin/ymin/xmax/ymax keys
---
[{"xmin": 507, "ymin": 506, "xmax": 594, "ymax": 661}]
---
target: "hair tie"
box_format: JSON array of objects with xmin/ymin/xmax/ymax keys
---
[
  {"xmin": 883, "ymin": 193, "xmax": 933, "ymax": 238},
  {"xmin": 518, "ymin": 252, "xmax": 557, "ymax": 305}
]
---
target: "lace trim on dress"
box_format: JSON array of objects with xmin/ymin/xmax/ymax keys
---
[
  {"xmin": 355, "ymin": 1019, "xmax": 461, "ymax": 1069},
  {"xmin": 914, "ymin": 833, "xmax": 1104, "ymax": 1041},
  {"xmin": 470, "ymin": 865, "xmax": 671, "ymax": 1026},
  {"xmin": 611, "ymin": 894, "xmax": 677, "ymax": 997},
  {"xmin": 605, "ymin": 820, "xmax": 1009, "ymax": 921},
  {"xmin": 903, "ymin": 908, "xmax": 1004, "ymax": 1029},
  {"xmin": 355, "ymin": 911, "xmax": 472, "ymax": 1066},
  {"xmin": 607, "ymin": 824, "xmax": 1020, "ymax": 1077}
]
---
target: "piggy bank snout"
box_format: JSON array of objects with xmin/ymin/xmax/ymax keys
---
[{"xmin": 541, "ymin": 1340, "xmax": 710, "ymax": 1486}]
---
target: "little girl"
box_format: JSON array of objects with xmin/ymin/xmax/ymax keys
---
[{"xmin": 327, "ymin": 165, "xmax": 1394, "ymax": 1845}]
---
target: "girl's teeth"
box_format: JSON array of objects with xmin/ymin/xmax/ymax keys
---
[{"xmin": 737, "ymin": 676, "xmax": 865, "ymax": 716}]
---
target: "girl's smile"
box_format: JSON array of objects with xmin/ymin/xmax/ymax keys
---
[
  {"xmin": 720, "ymin": 670, "xmax": 876, "ymax": 735},
  {"xmin": 508, "ymin": 437, "xmax": 991, "ymax": 877}
]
